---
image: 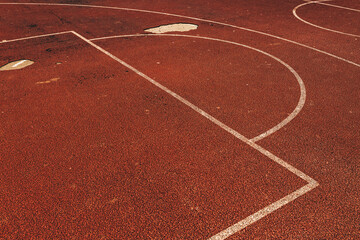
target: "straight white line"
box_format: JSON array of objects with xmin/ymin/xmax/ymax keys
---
[
  {"xmin": 90, "ymin": 33, "xmax": 306, "ymax": 143},
  {"xmin": 293, "ymin": 1, "xmax": 360, "ymax": 38},
  {"xmin": 209, "ymin": 181, "xmax": 319, "ymax": 240},
  {"xmin": 318, "ymin": 2, "xmax": 360, "ymax": 13},
  {"xmin": 71, "ymin": 31, "xmax": 319, "ymax": 239},
  {"xmin": 0, "ymin": 31, "xmax": 72, "ymax": 44},
  {"xmin": 0, "ymin": 2, "xmax": 359, "ymax": 67}
]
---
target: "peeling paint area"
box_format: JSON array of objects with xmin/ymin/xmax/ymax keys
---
[
  {"xmin": 36, "ymin": 77, "xmax": 60, "ymax": 85},
  {"xmin": 144, "ymin": 23, "xmax": 198, "ymax": 34},
  {"xmin": 0, "ymin": 59, "xmax": 34, "ymax": 71}
]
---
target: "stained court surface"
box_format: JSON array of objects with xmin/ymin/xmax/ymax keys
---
[{"xmin": 0, "ymin": 0, "xmax": 359, "ymax": 239}]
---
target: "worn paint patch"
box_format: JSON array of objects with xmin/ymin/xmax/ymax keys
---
[
  {"xmin": 35, "ymin": 77, "xmax": 60, "ymax": 85},
  {"xmin": 144, "ymin": 23, "xmax": 198, "ymax": 34},
  {"xmin": 0, "ymin": 59, "xmax": 34, "ymax": 71}
]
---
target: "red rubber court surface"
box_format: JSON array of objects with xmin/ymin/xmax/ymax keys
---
[{"xmin": 0, "ymin": 0, "xmax": 359, "ymax": 239}]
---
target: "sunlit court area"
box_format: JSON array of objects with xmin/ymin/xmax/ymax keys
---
[{"xmin": 0, "ymin": 0, "xmax": 359, "ymax": 239}]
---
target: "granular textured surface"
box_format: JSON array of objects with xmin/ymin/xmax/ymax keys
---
[{"xmin": 0, "ymin": 0, "xmax": 359, "ymax": 239}]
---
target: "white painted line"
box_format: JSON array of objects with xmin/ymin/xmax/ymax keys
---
[
  {"xmin": 78, "ymin": 30, "xmax": 315, "ymax": 182},
  {"xmin": 293, "ymin": 1, "xmax": 360, "ymax": 38},
  {"xmin": 0, "ymin": 2, "xmax": 358, "ymax": 67},
  {"xmin": 71, "ymin": 31, "xmax": 319, "ymax": 239},
  {"xmin": 209, "ymin": 181, "xmax": 319, "ymax": 240},
  {"xmin": 0, "ymin": 31, "xmax": 73, "ymax": 44},
  {"xmin": 318, "ymin": 2, "xmax": 360, "ymax": 13},
  {"xmin": 90, "ymin": 33, "xmax": 306, "ymax": 142}
]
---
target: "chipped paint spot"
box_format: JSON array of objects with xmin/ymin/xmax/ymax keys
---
[
  {"xmin": 35, "ymin": 77, "xmax": 60, "ymax": 85},
  {"xmin": 0, "ymin": 59, "xmax": 34, "ymax": 71},
  {"xmin": 108, "ymin": 198, "xmax": 118, "ymax": 204},
  {"xmin": 144, "ymin": 23, "xmax": 198, "ymax": 34}
]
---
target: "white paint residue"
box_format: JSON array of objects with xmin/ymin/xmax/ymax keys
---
[
  {"xmin": 12, "ymin": 60, "xmax": 26, "ymax": 68},
  {"xmin": 0, "ymin": 59, "xmax": 34, "ymax": 71},
  {"xmin": 35, "ymin": 77, "xmax": 60, "ymax": 85},
  {"xmin": 144, "ymin": 23, "xmax": 198, "ymax": 34}
]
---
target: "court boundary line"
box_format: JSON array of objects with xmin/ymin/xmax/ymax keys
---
[
  {"xmin": 0, "ymin": 30, "xmax": 319, "ymax": 239},
  {"xmin": 0, "ymin": 2, "xmax": 359, "ymax": 68},
  {"xmin": 90, "ymin": 33, "xmax": 306, "ymax": 143},
  {"xmin": 0, "ymin": 31, "xmax": 72, "ymax": 43},
  {"xmin": 293, "ymin": 0, "xmax": 360, "ymax": 38},
  {"xmin": 318, "ymin": 2, "xmax": 360, "ymax": 13}
]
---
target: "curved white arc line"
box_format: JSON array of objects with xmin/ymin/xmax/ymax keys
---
[
  {"xmin": 75, "ymin": 30, "xmax": 317, "ymax": 183},
  {"xmin": 73, "ymin": 31, "xmax": 319, "ymax": 240},
  {"xmin": 90, "ymin": 33, "xmax": 306, "ymax": 142},
  {"xmin": 0, "ymin": 2, "xmax": 359, "ymax": 67},
  {"xmin": 293, "ymin": 1, "xmax": 360, "ymax": 38},
  {"xmin": 318, "ymin": 2, "xmax": 360, "ymax": 13},
  {"xmin": 74, "ymin": 30, "xmax": 318, "ymax": 184}
]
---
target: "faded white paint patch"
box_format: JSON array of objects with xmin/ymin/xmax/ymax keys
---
[
  {"xmin": 144, "ymin": 23, "xmax": 198, "ymax": 34},
  {"xmin": 0, "ymin": 59, "xmax": 34, "ymax": 71},
  {"xmin": 36, "ymin": 77, "xmax": 60, "ymax": 85}
]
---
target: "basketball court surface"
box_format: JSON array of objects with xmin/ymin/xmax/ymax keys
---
[{"xmin": 0, "ymin": 0, "xmax": 359, "ymax": 239}]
